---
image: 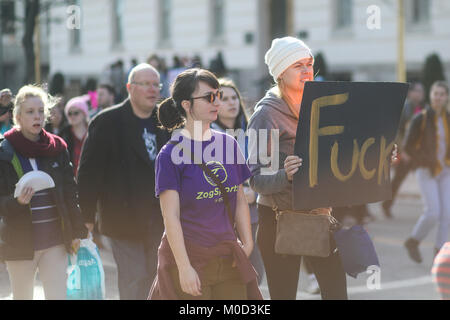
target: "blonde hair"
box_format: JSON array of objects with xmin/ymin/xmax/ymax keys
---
[{"xmin": 13, "ymin": 84, "xmax": 60, "ymax": 127}]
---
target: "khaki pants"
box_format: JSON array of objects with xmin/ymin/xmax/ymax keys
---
[
  {"xmin": 170, "ymin": 256, "xmax": 247, "ymax": 300},
  {"xmin": 5, "ymin": 244, "xmax": 67, "ymax": 300}
]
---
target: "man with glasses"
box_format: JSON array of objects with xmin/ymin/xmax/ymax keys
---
[{"xmin": 77, "ymin": 64, "xmax": 170, "ymax": 300}]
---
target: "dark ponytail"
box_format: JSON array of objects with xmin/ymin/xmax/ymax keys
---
[
  {"xmin": 158, "ymin": 97, "xmax": 186, "ymax": 131},
  {"xmin": 157, "ymin": 68, "xmax": 219, "ymax": 131}
]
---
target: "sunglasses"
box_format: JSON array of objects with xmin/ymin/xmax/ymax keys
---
[
  {"xmin": 0, "ymin": 105, "xmax": 12, "ymax": 116},
  {"xmin": 68, "ymin": 111, "xmax": 81, "ymax": 116},
  {"xmin": 191, "ymin": 90, "xmax": 224, "ymax": 103}
]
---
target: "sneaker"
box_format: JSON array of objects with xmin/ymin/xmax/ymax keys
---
[
  {"xmin": 404, "ymin": 238, "xmax": 422, "ymax": 263},
  {"xmin": 306, "ymin": 274, "xmax": 320, "ymax": 295},
  {"xmin": 382, "ymin": 201, "xmax": 393, "ymax": 219}
]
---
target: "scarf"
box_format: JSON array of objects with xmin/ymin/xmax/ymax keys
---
[{"xmin": 4, "ymin": 127, "xmax": 67, "ymax": 158}]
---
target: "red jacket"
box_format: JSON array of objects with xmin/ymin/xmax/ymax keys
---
[{"xmin": 149, "ymin": 235, "xmax": 263, "ymax": 300}]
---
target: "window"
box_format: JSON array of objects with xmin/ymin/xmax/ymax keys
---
[
  {"xmin": 1, "ymin": 0, "xmax": 16, "ymax": 35},
  {"xmin": 408, "ymin": 0, "xmax": 430, "ymax": 25},
  {"xmin": 69, "ymin": 0, "xmax": 81, "ymax": 51},
  {"xmin": 159, "ymin": 0, "xmax": 171, "ymax": 44},
  {"xmin": 112, "ymin": 0, "xmax": 124, "ymax": 46},
  {"xmin": 211, "ymin": 0, "xmax": 225, "ymax": 39},
  {"xmin": 335, "ymin": 0, "xmax": 353, "ymax": 29}
]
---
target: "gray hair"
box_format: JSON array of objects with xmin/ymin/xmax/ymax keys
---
[{"xmin": 127, "ymin": 63, "xmax": 160, "ymax": 84}]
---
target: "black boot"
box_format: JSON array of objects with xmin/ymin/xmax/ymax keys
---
[{"xmin": 404, "ymin": 238, "xmax": 422, "ymax": 263}]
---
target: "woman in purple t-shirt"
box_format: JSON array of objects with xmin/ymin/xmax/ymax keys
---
[{"xmin": 149, "ymin": 68, "xmax": 261, "ymax": 300}]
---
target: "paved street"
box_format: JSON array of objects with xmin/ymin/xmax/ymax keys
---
[{"xmin": 0, "ymin": 172, "xmax": 444, "ymax": 300}]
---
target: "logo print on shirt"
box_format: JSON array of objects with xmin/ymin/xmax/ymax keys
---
[
  {"xmin": 142, "ymin": 128, "xmax": 157, "ymax": 161},
  {"xmin": 203, "ymin": 161, "xmax": 228, "ymax": 186}
]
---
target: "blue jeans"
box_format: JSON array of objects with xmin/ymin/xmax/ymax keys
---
[
  {"xmin": 109, "ymin": 220, "xmax": 164, "ymax": 300},
  {"xmin": 412, "ymin": 168, "xmax": 450, "ymax": 249}
]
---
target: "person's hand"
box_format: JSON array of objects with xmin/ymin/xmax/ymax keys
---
[
  {"xmin": 71, "ymin": 239, "xmax": 81, "ymax": 254},
  {"xmin": 241, "ymin": 242, "xmax": 254, "ymax": 257},
  {"xmin": 178, "ymin": 265, "xmax": 202, "ymax": 297},
  {"xmin": 391, "ymin": 144, "xmax": 398, "ymax": 163},
  {"xmin": 310, "ymin": 207, "xmax": 332, "ymax": 215},
  {"xmin": 243, "ymin": 186, "xmax": 256, "ymax": 204},
  {"xmin": 17, "ymin": 186, "xmax": 35, "ymax": 205},
  {"xmin": 284, "ymin": 155, "xmax": 303, "ymax": 181},
  {"xmin": 85, "ymin": 223, "xmax": 94, "ymax": 234}
]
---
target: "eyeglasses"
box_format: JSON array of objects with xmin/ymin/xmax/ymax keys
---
[
  {"xmin": 191, "ymin": 90, "xmax": 224, "ymax": 103},
  {"xmin": 68, "ymin": 111, "xmax": 81, "ymax": 116},
  {"xmin": 131, "ymin": 81, "xmax": 163, "ymax": 90}
]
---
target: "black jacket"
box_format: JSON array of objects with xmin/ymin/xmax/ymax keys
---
[
  {"xmin": 58, "ymin": 125, "xmax": 75, "ymax": 163},
  {"xmin": 403, "ymin": 106, "xmax": 450, "ymax": 176},
  {"xmin": 77, "ymin": 99, "xmax": 170, "ymax": 240},
  {"xmin": 0, "ymin": 139, "xmax": 88, "ymax": 261}
]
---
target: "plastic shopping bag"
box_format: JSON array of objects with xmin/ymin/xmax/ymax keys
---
[{"xmin": 67, "ymin": 238, "xmax": 105, "ymax": 300}]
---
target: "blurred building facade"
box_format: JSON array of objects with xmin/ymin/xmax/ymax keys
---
[
  {"xmin": 0, "ymin": 0, "xmax": 51, "ymax": 93},
  {"xmin": 46, "ymin": 0, "xmax": 450, "ymax": 104}
]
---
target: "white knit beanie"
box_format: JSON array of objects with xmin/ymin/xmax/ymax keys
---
[{"xmin": 264, "ymin": 36, "xmax": 314, "ymax": 83}]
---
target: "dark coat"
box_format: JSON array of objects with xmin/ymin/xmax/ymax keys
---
[
  {"xmin": 77, "ymin": 99, "xmax": 170, "ymax": 240},
  {"xmin": 0, "ymin": 139, "xmax": 88, "ymax": 261},
  {"xmin": 403, "ymin": 106, "xmax": 450, "ymax": 176},
  {"xmin": 57, "ymin": 125, "xmax": 77, "ymax": 169}
]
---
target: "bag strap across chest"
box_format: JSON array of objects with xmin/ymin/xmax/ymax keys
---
[{"xmin": 168, "ymin": 140, "xmax": 234, "ymax": 227}]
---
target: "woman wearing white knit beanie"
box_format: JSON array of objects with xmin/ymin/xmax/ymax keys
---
[{"xmin": 247, "ymin": 37, "xmax": 348, "ymax": 300}]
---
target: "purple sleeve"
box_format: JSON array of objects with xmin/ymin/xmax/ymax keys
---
[
  {"xmin": 234, "ymin": 139, "xmax": 252, "ymax": 184},
  {"xmin": 155, "ymin": 146, "xmax": 181, "ymax": 197}
]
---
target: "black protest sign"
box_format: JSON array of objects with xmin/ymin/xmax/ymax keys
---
[{"xmin": 293, "ymin": 81, "xmax": 408, "ymax": 210}]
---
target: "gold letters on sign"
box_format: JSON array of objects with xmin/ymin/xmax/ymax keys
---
[{"xmin": 308, "ymin": 93, "xmax": 394, "ymax": 188}]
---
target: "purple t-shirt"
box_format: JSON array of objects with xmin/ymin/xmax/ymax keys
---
[{"xmin": 155, "ymin": 130, "xmax": 252, "ymax": 247}]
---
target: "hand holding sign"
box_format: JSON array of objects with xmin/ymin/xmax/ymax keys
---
[{"xmin": 284, "ymin": 155, "xmax": 303, "ymax": 181}]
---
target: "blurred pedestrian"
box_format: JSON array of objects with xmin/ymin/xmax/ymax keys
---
[
  {"xmin": 211, "ymin": 78, "xmax": 265, "ymax": 285},
  {"xmin": 110, "ymin": 60, "xmax": 127, "ymax": 102},
  {"xmin": 77, "ymin": 63, "xmax": 170, "ymax": 300},
  {"xmin": 90, "ymin": 84, "xmax": 116, "ymax": 118},
  {"xmin": 48, "ymin": 72, "xmax": 65, "ymax": 96},
  {"xmin": 83, "ymin": 78, "xmax": 98, "ymax": 110},
  {"xmin": 432, "ymin": 242, "xmax": 450, "ymax": 300},
  {"xmin": 60, "ymin": 96, "xmax": 89, "ymax": 177},
  {"xmin": 247, "ymin": 37, "xmax": 348, "ymax": 300},
  {"xmin": 0, "ymin": 85, "xmax": 87, "ymax": 300},
  {"xmin": 404, "ymin": 81, "xmax": 450, "ymax": 263},
  {"xmin": 382, "ymin": 82, "xmax": 425, "ymax": 218},
  {"xmin": 166, "ymin": 55, "xmax": 187, "ymax": 94},
  {"xmin": 45, "ymin": 98, "xmax": 67, "ymax": 136},
  {"xmin": 150, "ymin": 68, "xmax": 261, "ymax": 300},
  {"xmin": 127, "ymin": 58, "xmax": 139, "ymax": 81},
  {"xmin": 209, "ymin": 51, "xmax": 227, "ymax": 78},
  {"xmin": 147, "ymin": 54, "xmax": 169, "ymax": 99},
  {"xmin": 0, "ymin": 89, "xmax": 14, "ymax": 135}
]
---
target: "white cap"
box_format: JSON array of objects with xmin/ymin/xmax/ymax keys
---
[{"xmin": 264, "ymin": 36, "xmax": 314, "ymax": 83}]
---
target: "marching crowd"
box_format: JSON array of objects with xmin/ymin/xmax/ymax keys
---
[{"xmin": 0, "ymin": 36, "xmax": 449, "ymax": 300}]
